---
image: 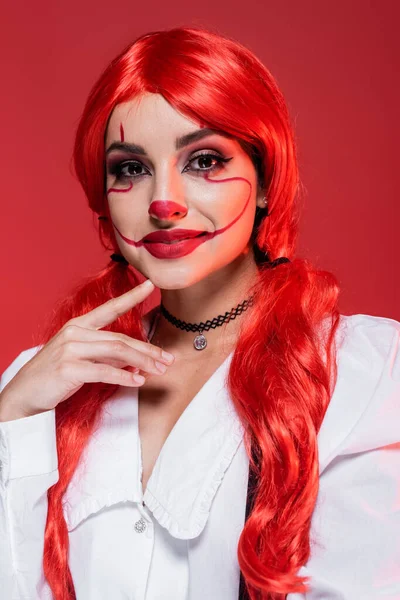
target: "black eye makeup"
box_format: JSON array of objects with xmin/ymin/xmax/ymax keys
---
[
  {"xmin": 106, "ymin": 148, "xmax": 233, "ymax": 182},
  {"xmin": 183, "ymin": 150, "xmax": 233, "ymax": 174}
]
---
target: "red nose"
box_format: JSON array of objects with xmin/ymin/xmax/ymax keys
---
[{"xmin": 148, "ymin": 200, "xmax": 187, "ymax": 220}]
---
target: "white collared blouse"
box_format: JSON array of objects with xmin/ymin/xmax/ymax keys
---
[{"xmin": 0, "ymin": 312, "xmax": 400, "ymax": 599}]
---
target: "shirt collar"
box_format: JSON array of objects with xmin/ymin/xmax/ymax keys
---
[{"xmin": 63, "ymin": 308, "xmax": 243, "ymax": 539}]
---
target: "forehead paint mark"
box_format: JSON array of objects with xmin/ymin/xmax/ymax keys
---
[
  {"xmin": 120, "ymin": 123, "xmax": 125, "ymax": 142},
  {"xmin": 107, "ymin": 180, "xmax": 133, "ymax": 195},
  {"xmin": 111, "ymin": 174, "xmax": 252, "ymax": 248}
]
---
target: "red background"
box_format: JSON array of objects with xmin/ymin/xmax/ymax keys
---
[{"xmin": 1, "ymin": 1, "xmax": 399, "ymax": 372}]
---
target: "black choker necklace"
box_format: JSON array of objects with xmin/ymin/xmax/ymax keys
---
[{"xmin": 160, "ymin": 296, "xmax": 255, "ymax": 351}]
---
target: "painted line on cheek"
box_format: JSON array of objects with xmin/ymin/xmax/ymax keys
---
[
  {"xmin": 113, "ymin": 223, "xmax": 140, "ymax": 247},
  {"xmin": 204, "ymin": 174, "xmax": 252, "ymax": 239},
  {"xmin": 107, "ymin": 180, "xmax": 133, "ymax": 195}
]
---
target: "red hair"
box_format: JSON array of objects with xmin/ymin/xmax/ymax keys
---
[{"xmin": 37, "ymin": 26, "xmax": 340, "ymax": 599}]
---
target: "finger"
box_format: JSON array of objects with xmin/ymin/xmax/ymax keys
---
[
  {"xmin": 60, "ymin": 324, "xmax": 175, "ymax": 364},
  {"xmin": 65, "ymin": 340, "xmax": 170, "ymax": 376},
  {"xmin": 72, "ymin": 279, "xmax": 155, "ymax": 331},
  {"xmin": 66, "ymin": 360, "xmax": 147, "ymax": 387}
]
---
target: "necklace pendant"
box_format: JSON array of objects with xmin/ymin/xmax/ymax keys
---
[{"xmin": 193, "ymin": 333, "xmax": 207, "ymax": 351}]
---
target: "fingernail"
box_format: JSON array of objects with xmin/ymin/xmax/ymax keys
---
[
  {"xmin": 133, "ymin": 374, "xmax": 146, "ymax": 384},
  {"xmin": 161, "ymin": 350, "xmax": 175, "ymax": 363},
  {"xmin": 155, "ymin": 360, "xmax": 167, "ymax": 373},
  {"xmin": 142, "ymin": 279, "xmax": 154, "ymax": 288}
]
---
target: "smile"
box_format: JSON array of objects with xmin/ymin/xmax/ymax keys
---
[
  {"xmin": 144, "ymin": 232, "xmax": 207, "ymax": 245},
  {"xmin": 110, "ymin": 174, "xmax": 252, "ymax": 260},
  {"xmin": 143, "ymin": 234, "xmax": 210, "ymax": 259}
]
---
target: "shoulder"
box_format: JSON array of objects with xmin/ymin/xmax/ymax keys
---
[
  {"xmin": 336, "ymin": 312, "xmax": 400, "ymax": 359},
  {"xmin": 304, "ymin": 314, "xmax": 400, "ymax": 595},
  {"xmin": 318, "ymin": 313, "xmax": 400, "ymax": 472},
  {"xmin": 0, "ymin": 345, "xmax": 43, "ymax": 393}
]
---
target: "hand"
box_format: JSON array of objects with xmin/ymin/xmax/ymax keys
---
[{"xmin": 0, "ymin": 280, "xmax": 174, "ymax": 421}]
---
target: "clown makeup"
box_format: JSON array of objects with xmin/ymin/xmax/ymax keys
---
[{"xmin": 105, "ymin": 93, "xmax": 265, "ymax": 291}]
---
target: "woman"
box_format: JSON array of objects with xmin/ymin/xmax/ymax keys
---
[{"xmin": 0, "ymin": 26, "xmax": 399, "ymax": 600}]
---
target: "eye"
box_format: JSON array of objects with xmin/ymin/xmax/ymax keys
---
[
  {"xmin": 184, "ymin": 152, "xmax": 232, "ymax": 174},
  {"xmin": 107, "ymin": 152, "xmax": 233, "ymax": 182},
  {"xmin": 108, "ymin": 160, "xmax": 149, "ymax": 180}
]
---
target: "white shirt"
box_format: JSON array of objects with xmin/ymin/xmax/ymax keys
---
[{"xmin": 0, "ymin": 312, "xmax": 399, "ymax": 599}]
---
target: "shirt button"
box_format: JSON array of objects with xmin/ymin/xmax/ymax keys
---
[{"xmin": 134, "ymin": 517, "xmax": 147, "ymax": 533}]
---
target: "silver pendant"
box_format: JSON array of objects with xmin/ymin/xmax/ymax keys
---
[{"xmin": 193, "ymin": 333, "xmax": 207, "ymax": 350}]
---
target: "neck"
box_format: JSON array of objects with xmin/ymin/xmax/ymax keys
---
[{"xmin": 150, "ymin": 251, "xmax": 259, "ymax": 359}]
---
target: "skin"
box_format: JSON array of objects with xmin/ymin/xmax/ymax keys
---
[{"xmin": 105, "ymin": 93, "xmax": 266, "ymax": 358}]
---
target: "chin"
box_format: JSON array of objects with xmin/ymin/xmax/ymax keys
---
[{"xmin": 145, "ymin": 267, "xmax": 209, "ymax": 291}]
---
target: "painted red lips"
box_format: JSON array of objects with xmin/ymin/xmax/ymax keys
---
[
  {"xmin": 142, "ymin": 229, "xmax": 206, "ymax": 243},
  {"xmin": 143, "ymin": 234, "xmax": 209, "ymax": 259}
]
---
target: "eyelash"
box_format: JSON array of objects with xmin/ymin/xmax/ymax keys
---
[{"xmin": 108, "ymin": 152, "xmax": 232, "ymax": 181}]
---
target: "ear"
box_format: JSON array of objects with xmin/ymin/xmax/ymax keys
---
[{"xmin": 255, "ymin": 186, "xmax": 267, "ymax": 211}]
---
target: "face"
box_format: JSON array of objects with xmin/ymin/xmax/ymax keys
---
[{"xmin": 105, "ymin": 93, "xmax": 265, "ymax": 289}]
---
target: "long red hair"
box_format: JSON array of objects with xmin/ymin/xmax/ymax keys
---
[{"xmin": 38, "ymin": 26, "xmax": 340, "ymax": 599}]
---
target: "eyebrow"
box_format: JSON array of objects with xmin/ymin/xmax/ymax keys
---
[{"xmin": 105, "ymin": 127, "xmax": 234, "ymax": 156}]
